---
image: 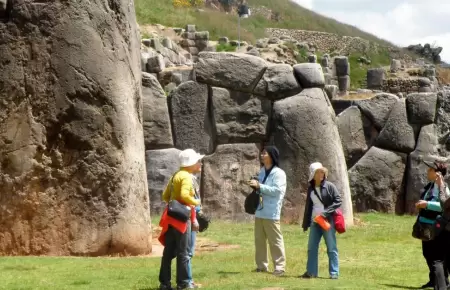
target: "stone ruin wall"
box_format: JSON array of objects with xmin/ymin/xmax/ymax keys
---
[
  {"xmin": 366, "ymin": 64, "xmax": 440, "ymax": 97},
  {"xmin": 143, "ymin": 52, "xmax": 354, "ymax": 226},
  {"xmin": 266, "ymin": 28, "xmax": 382, "ymax": 55},
  {"xmin": 144, "ymin": 50, "xmax": 450, "ymax": 227}
]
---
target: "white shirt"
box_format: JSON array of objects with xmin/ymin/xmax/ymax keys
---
[{"xmin": 311, "ymin": 187, "xmax": 325, "ymax": 218}]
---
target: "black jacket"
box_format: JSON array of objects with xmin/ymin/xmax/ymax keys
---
[{"xmin": 302, "ymin": 180, "xmax": 342, "ymax": 231}]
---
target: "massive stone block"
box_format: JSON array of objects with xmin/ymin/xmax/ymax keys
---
[
  {"xmin": 337, "ymin": 106, "xmax": 377, "ymax": 168},
  {"xmin": 0, "ymin": 0, "xmax": 151, "ymax": 255},
  {"xmin": 349, "ymin": 147, "xmax": 407, "ymax": 214},
  {"xmin": 404, "ymin": 124, "xmax": 444, "ymax": 213},
  {"xmin": 271, "ymin": 88, "xmax": 353, "ymax": 225},
  {"xmin": 142, "ymin": 73, "xmax": 173, "ymax": 150},
  {"xmin": 169, "ymin": 81, "xmax": 214, "ymax": 154},
  {"xmin": 201, "ymin": 144, "xmax": 261, "ymax": 221},
  {"xmin": 356, "ymin": 93, "xmax": 399, "ymax": 130},
  {"xmin": 367, "ymin": 68, "xmax": 385, "ymax": 90},
  {"xmin": 375, "ymin": 99, "xmax": 417, "ymax": 153},
  {"xmin": 293, "ymin": 63, "xmax": 325, "ymax": 88},
  {"xmin": 253, "ymin": 64, "xmax": 301, "ymax": 100},
  {"xmin": 195, "ymin": 52, "xmax": 268, "ymax": 93},
  {"xmin": 211, "ymin": 88, "xmax": 271, "ymax": 144},
  {"xmin": 146, "ymin": 148, "xmax": 182, "ymax": 215},
  {"xmin": 406, "ymin": 92, "xmax": 437, "ymax": 125}
]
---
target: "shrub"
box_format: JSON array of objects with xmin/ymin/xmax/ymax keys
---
[{"xmin": 216, "ymin": 43, "xmax": 237, "ymax": 52}]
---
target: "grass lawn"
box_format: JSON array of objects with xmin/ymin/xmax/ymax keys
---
[{"xmin": 0, "ymin": 214, "xmax": 429, "ymax": 290}]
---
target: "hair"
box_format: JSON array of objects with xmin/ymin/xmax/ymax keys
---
[{"xmin": 435, "ymin": 162, "xmax": 448, "ymax": 177}]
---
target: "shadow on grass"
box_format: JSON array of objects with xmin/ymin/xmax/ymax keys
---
[
  {"xmin": 3, "ymin": 265, "xmax": 37, "ymax": 271},
  {"xmin": 71, "ymin": 280, "xmax": 91, "ymax": 286},
  {"xmin": 217, "ymin": 271, "xmax": 240, "ymax": 275},
  {"xmin": 379, "ymin": 284, "xmax": 422, "ymax": 289}
]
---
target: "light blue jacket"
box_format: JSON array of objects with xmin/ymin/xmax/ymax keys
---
[{"xmin": 255, "ymin": 166, "xmax": 287, "ymax": 220}]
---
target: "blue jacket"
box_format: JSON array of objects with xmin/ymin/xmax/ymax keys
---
[{"xmin": 255, "ymin": 166, "xmax": 287, "ymax": 220}]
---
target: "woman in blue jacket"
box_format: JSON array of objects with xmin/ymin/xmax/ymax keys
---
[{"xmin": 248, "ymin": 146, "xmax": 287, "ymax": 277}]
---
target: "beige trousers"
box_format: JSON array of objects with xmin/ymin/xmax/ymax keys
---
[{"xmin": 254, "ymin": 217, "xmax": 286, "ymax": 271}]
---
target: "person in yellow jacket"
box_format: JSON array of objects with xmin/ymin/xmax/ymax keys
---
[{"xmin": 159, "ymin": 149, "xmax": 204, "ymax": 290}]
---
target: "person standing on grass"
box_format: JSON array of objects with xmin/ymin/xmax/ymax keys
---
[
  {"xmin": 187, "ymin": 173, "xmax": 202, "ymax": 288},
  {"xmin": 416, "ymin": 161, "xmax": 450, "ymax": 289},
  {"xmin": 248, "ymin": 146, "xmax": 287, "ymax": 277},
  {"xmin": 435, "ymin": 167, "xmax": 450, "ymax": 290},
  {"xmin": 158, "ymin": 149, "xmax": 203, "ymax": 290},
  {"xmin": 301, "ymin": 162, "xmax": 342, "ymax": 280}
]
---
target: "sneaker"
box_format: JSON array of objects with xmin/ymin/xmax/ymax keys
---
[
  {"xmin": 330, "ymin": 275, "xmax": 338, "ymax": 280},
  {"xmin": 273, "ymin": 270, "xmax": 285, "ymax": 276},
  {"xmin": 159, "ymin": 285, "xmax": 173, "ymax": 290},
  {"xmin": 299, "ymin": 272, "xmax": 316, "ymax": 279}
]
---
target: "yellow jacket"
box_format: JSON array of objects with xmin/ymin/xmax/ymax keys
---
[{"xmin": 162, "ymin": 169, "xmax": 200, "ymax": 206}]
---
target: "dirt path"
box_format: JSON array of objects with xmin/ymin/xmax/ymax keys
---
[{"xmin": 149, "ymin": 226, "xmax": 239, "ymax": 258}]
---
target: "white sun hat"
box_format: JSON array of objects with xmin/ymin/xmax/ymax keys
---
[
  {"xmin": 308, "ymin": 162, "xmax": 327, "ymax": 181},
  {"xmin": 179, "ymin": 149, "xmax": 205, "ymax": 167}
]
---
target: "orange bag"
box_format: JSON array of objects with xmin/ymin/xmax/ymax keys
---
[{"xmin": 314, "ymin": 215, "xmax": 331, "ymax": 231}]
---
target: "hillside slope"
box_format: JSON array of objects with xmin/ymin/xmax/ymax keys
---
[{"xmin": 135, "ymin": 0, "xmax": 394, "ymax": 47}]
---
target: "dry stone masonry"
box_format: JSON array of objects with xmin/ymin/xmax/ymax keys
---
[
  {"xmin": 0, "ymin": 0, "xmax": 151, "ymax": 256},
  {"xmin": 179, "ymin": 25, "xmax": 210, "ymax": 63},
  {"xmin": 336, "ymin": 90, "xmax": 450, "ymax": 214},
  {"xmin": 267, "ymin": 28, "xmax": 382, "ymax": 56},
  {"xmin": 144, "ymin": 51, "xmax": 354, "ymax": 226}
]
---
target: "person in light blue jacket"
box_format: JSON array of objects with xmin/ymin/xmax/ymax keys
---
[{"xmin": 248, "ymin": 146, "xmax": 287, "ymax": 276}]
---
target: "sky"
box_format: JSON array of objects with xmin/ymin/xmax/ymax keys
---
[{"xmin": 292, "ymin": 0, "xmax": 450, "ymax": 62}]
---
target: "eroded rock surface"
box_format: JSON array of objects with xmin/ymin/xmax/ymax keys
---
[{"xmin": 0, "ymin": 0, "xmax": 151, "ymax": 256}]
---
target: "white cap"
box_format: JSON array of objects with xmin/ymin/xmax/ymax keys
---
[
  {"xmin": 308, "ymin": 162, "xmax": 326, "ymax": 181},
  {"xmin": 179, "ymin": 149, "xmax": 205, "ymax": 167}
]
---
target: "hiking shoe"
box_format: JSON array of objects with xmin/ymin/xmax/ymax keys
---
[
  {"xmin": 273, "ymin": 270, "xmax": 285, "ymax": 276},
  {"xmin": 300, "ymin": 272, "xmax": 316, "ymax": 279}
]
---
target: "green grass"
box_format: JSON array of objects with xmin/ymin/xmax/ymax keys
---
[
  {"xmin": 348, "ymin": 49, "xmax": 391, "ymax": 89},
  {"xmin": 216, "ymin": 43, "xmax": 237, "ymax": 52},
  {"xmin": 0, "ymin": 214, "xmax": 432, "ymax": 289},
  {"xmin": 134, "ymin": 0, "xmax": 394, "ymax": 47}
]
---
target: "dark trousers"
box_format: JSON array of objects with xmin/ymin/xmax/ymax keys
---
[
  {"xmin": 159, "ymin": 223, "xmax": 191, "ymax": 288},
  {"xmin": 433, "ymin": 231, "xmax": 450, "ymax": 290},
  {"xmin": 423, "ymin": 238, "xmax": 449, "ymax": 287}
]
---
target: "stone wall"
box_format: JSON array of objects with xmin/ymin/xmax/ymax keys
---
[
  {"xmin": 179, "ymin": 25, "xmax": 210, "ymax": 63},
  {"xmin": 144, "ymin": 52, "xmax": 354, "ymax": 226},
  {"xmin": 336, "ymin": 91, "xmax": 450, "ymax": 214},
  {"xmin": 266, "ymin": 28, "xmax": 381, "ymax": 55}
]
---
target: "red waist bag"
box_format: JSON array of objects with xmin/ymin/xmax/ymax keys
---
[{"xmin": 333, "ymin": 209, "xmax": 346, "ymax": 234}]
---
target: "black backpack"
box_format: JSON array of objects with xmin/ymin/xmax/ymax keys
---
[{"xmin": 244, "ymin": 168, "xmax": 273, "ymax": 215}]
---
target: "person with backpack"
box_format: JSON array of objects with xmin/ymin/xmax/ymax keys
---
[
  {"xmin": 301, "ymin": 162, "xmax": 342, "ymax": 280},
  {"xmin": 415, "ymin": 161, "xmax": 450, "ymax": 289},
  {"xmin": 435, "ymin": 166, "xmax": 450, "ymax": 290},
  {"xmin": 158, "ymin": 149, "xmax": 203, "ymax": 290},
  {"xmin": 247, "ymin": 146, "xmax": 287, "ymax": 276}
]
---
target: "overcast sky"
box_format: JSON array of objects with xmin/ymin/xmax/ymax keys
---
[{"xmin": 292, "ymin": 0, "xmax": 450, "ymax": 62}]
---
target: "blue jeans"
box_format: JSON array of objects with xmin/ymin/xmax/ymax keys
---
[
  {"xmin": 306, "ymin": 216, "xmax": 339, "ymax": 277},
  {"xmin": 187, "ymin": 226, "xmax": 197, "ymax": 284}
]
